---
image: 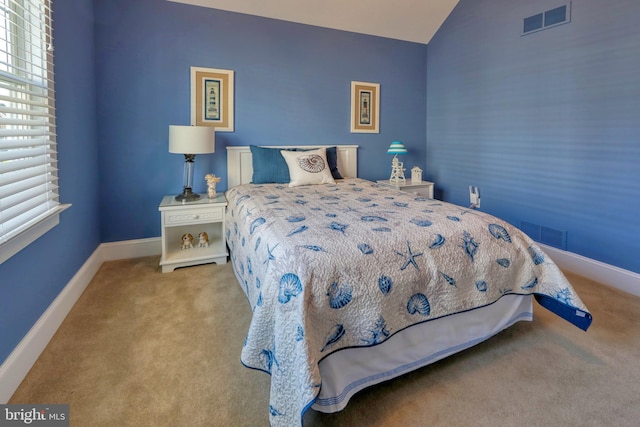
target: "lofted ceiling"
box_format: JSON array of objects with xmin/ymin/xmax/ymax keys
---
[{"xmin": 167, "ymin": 0, "xmax": 459, "ymax": 44}]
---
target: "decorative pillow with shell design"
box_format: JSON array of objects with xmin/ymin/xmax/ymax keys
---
[{"xmin": 280, "ymin": 147, "xmax": 336, "ymax": 187}]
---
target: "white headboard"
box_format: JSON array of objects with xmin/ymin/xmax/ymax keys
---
[{"xmin": 226, "ymin": 145, "xmax": 359, "ymax": 188}]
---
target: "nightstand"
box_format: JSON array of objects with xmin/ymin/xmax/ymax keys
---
[
  {"xmin": 158, "ymin": 194, "xmax": 228, "ymax": 273},
  {"xmin": 377, "ymin": 180, "xmax": 435, "ymax": 199}
]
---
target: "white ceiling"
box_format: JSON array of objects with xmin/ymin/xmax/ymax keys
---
[{"xmin": 167, "ymin": 0, "xmax": 459, "ymax": 44}]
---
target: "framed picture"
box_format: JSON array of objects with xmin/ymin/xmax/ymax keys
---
[
  {"xmin": 350, "ymin": 81, "xmax": 379, "ymax": 133},
  {"xmin": 191, "ymin": 67, "xmax": 235, "ymax": 132}
]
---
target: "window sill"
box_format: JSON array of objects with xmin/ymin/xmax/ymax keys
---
[{"xmin": 0, "ymin": 204, "xmax": 72, "ymax": 265}]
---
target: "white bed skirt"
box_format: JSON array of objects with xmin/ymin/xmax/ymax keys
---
[{"xmin": 313, "ymin": 294, "xmax": 533, "ymax": 413}]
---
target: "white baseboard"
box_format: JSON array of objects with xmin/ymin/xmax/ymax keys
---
[
  {"xmin": 541, "ymin": 244, "xmax": 640, "ymax": 298},
  {"xmin": 0, "ymin": 238, "xmax": 637, "ymax": 403},
  {"xmin": 100, "ymin": 237, "xmax": 161, "ymax": 261}
]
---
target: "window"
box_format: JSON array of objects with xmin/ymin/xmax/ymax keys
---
[
  {"xmin": 522, "ymin": 3, "xmax": 571, "ymax": 35},
  {"xmin": 0, "ymin": 0, "xmax": 68, "ymax": 264}
]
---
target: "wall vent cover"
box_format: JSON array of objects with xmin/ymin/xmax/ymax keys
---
[
  {"xmin": 520, "ymin": 221, "xmax": 568, "ymax": 250},
  {"xmin": 523, "ymin": 3, "xmax": 571, "ymax": 35},
  {"xmin": 520, "ymin": 221, "xmax": 541, "ymax": 241},
  {"xmin": 541, "ymin": 226, "xmax": 568, "ymax": 250}
]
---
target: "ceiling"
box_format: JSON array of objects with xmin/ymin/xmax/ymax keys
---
[{"xmin": 167, "ymin": 0, "xmax": 459, "ymax": 44}]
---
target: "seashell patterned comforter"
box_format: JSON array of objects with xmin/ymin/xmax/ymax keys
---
[{"xmin": 225, "ymin": 178, "xmax": 592, "ymax": 427}]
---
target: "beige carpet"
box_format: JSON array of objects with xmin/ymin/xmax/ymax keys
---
[{"xmin": 9, "ymin": 256, "xmax": 640, "ymax": 426}]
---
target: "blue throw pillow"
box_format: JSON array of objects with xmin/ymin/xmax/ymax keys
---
[
  {"xmin": 324, "ymin": 146, "xmax": 343, "ymax": 180},
  {"xmin": 250, "ymin": 145, "xmax": 295, "ymax": 184}
]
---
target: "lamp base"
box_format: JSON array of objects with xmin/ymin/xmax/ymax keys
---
[
  {"xmin": 175, "ymin": 187, "xmax": 200, "ymax": 202},
  {"xmin": 389, "ymin": 155, "xmax": 406, "ymax": 184}
]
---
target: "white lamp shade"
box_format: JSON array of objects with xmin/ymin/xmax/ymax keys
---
[{"xmin": 169, "ymin": 125, "xmax": 215, "ymax": 154}]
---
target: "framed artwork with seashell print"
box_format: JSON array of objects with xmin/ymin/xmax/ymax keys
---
[
  {"xmin": 350, "ymin": 81, "xmax": 379, "ymax": 133},
  {"xmin": 191, "ymin": 66, "xmax": 235, "ymax": 132}
]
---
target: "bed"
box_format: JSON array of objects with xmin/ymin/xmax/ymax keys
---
[{"xmin": 224, "ymin": 145, "xmax": 592, "ymax": 427}]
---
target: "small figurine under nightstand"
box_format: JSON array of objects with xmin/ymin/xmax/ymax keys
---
[
  {"xmin": 181, "ymin": 233, "xmax": 194, "ymax": 250},
  {"xmin": 205, "ymin": 174, "xmax": 221, "ymax": 199},
  {"xmin": 411, "ymin": 166, "xmax": 423, "ymax": 184},
  {"xmin": 198, "ymin": 231, "xmax": 209, "ymax": 248}
]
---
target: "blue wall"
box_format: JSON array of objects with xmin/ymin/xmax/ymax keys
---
[
  {"xmin": 94, "ymin": 0, "xmax": 427, "ymax": 242},
  {"xmin": 427, "ymin": 0, "xmax": 640, "ymax": 273},
  {"xmin": 0, "ymin": 0, "xmax": 100, "ymax": 364}
]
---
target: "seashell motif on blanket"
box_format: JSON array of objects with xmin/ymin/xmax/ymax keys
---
[
  {"xmin": 476, "ymin": 280, "xmax": 488, "ymax": 292},
  {"xmin": 378, "ymin": 275, "xmax": 393, "ymax": 294},
  {"xmin": 297, "ymin": 154, "xmax": 326, "ymax": 173},
  {"xmin": 411, "ymin": 218, "xmax": 433, "ymax": 227},
  {"xmin": 300, "ymin": 245, "xmax": 327, "ymax": 253},
  {"xmin": 326, "ymin": 281, "xmax": 353, "ymax": 309},
  {"xmin": 321, "ymin": 324, "xmax": 345, "ymax": 352},
  {"xmin": 250, "ymin": 217, "xmax": 266, "ymax": 235},
  {"xmin": 528, "ymin": 246, "xmax": 545, "ymax": 265},
  {"xmin": 429, "ymin": 234, "xmax": 446, "ymax": 248},
  {"xmin": 407, "ymin": 293, "xmax": 431, "ymax": 316},
  {"xmin": 462, "ymin": 231, "xmax": 479, "ymax": 262},
  {"xmin": 358, "ymin": 243, "xmax": 374, "ymax": 254},
  {"xmin": 278, "ymin": 273, "xmax": 302, "ymax": 304},
  {"xmin": 287, "ymin": 225, "xmax": 308, "ymax": 237},
  {"xmin": 496, "ymin": 258, "xmax": 511, "ymax": 267},
  {"xmin": 361, "ymin": 215, "xmax": 387, "ymax": 222},
  {"xmin": 488, "ymin": 223, "xmax": 512, "ymax": 243},
  {"xmin": 440, "ymin": 271, "xmax": 456, "ymax": 286},
  {"xmin": 235, "ymin": 194, "xmax": 250, "ymax": 206},
  {"xmin": 329, "ymin": 222, "xmax": 348, "ymax": 234},
  {"xmin": 521, "ymin": 276, "xmax": 538, "ymax": 290},
  {"xmin": 556, "ymin": 287, "xmax": 573, "ymax": 305},
  {"xmin": 363, "ymin": 317, "xmax": 390, "ymax": 345}
]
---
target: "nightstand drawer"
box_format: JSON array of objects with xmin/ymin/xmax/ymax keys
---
[{"xmin": 164, "ymin": 207, "xmax": 224, "ymax": 226}]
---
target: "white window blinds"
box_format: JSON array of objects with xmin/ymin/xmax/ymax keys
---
[{"xmin": 0, "ymin": 0, "xmax": 68, "ymax": 264}]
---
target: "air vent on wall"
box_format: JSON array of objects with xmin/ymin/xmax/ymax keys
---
[
  {"xmin": 522, "ymin": 3, "xmax": 571, "ymax": 35},
  {"xmin": 520, "ymin": 221, "xmax": 567, "ymax": 250}
]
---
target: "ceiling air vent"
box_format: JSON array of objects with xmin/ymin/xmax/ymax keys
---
[{"xmin": 523, "ymin": 3, "xmax": 571, "ymax": 35}]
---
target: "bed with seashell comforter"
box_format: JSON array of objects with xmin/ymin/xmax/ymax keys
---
[{"xmin": 225, "ymin": 177, "xmax": 592, "ymax": 427}]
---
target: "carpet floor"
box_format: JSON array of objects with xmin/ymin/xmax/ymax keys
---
[{"xmin": 9, "ymin": 256, "xmax": 640, "ymax": 426}]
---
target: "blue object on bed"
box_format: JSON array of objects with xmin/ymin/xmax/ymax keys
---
[
  {"xmin": 249, "ymin": 145, "xmax": 295, "ymax": 184},
  {"xmin": 250, "ymin": 145, "xmax": 342, "ymax": 183},
  {"xmin": 225, "ymin": 178, "xmax": 592, "ymax": 427}
]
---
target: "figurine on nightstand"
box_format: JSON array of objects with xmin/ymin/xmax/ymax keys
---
[
  {"xmin": 205, "ymin": 174, "xmax": 221, "ymax": 199},
  {"xmin": 181, "ymin": 233, "xmax": 194, "ymax": 250},
  {"xmin": 198, "ymin": 231, "xmax": 209, "ymax": 248},
  {"xmin": 411, "ymin": 166, "xmax": 423, "ymax": 184}
]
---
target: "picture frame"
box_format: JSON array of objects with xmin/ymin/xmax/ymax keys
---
[
  {"xmin": 350, "ymin": 81, "xmax": 380, "ymax": 133},
  {"xmin": 191, "ymin": 67, "xmax": 235, "ymax": 132}
]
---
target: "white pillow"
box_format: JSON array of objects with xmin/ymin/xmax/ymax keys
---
[{"xmin": 280, "ymin": 147, "xmax": 336, "ymax": 187}]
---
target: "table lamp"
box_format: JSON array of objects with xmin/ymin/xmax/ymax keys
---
[
  {"xmin": 169, "ymin": 125, "xmax": 215, "ymax": 201},
  {"xmin": 387, "ymin": 141, "xmax": 408, "ymax": 184}
]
